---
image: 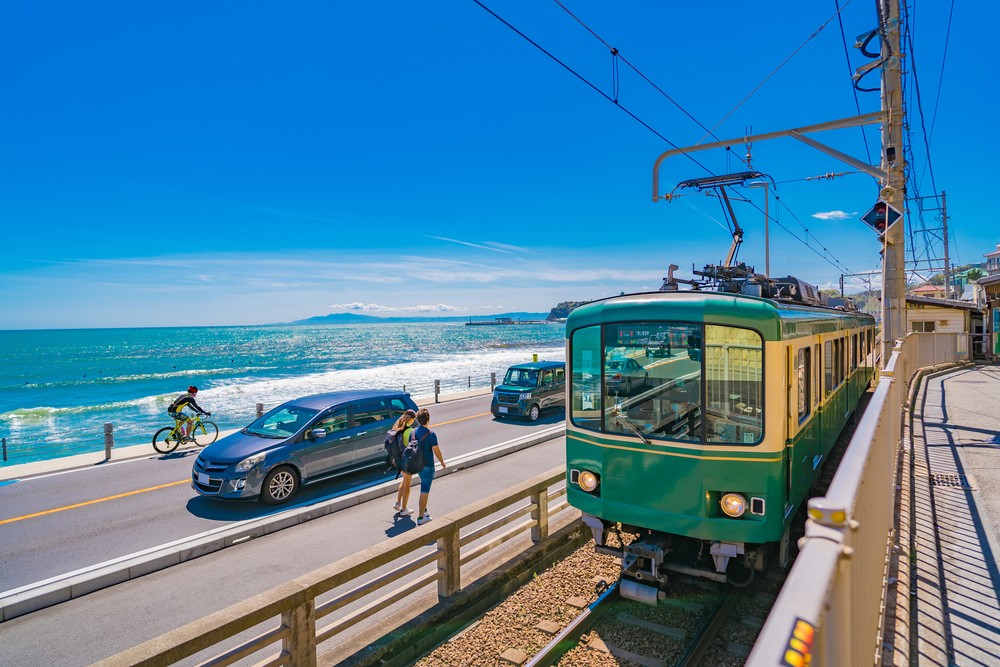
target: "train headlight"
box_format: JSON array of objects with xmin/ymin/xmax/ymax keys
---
[
  {"xmin": 578, "ymin": 470, "xmax": 600, "ymax": 493},
  {"xmin": 721, "ymin": 493, "xmax": 747, "ymax": 518}
]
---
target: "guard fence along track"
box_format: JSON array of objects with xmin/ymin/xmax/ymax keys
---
[{"xmin": 0, "ymin": 373, "xmax": 504, "ymax": 464}]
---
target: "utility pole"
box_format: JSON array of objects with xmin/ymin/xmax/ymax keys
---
[
  {"xmin": 942, "ymin": 190, "xmax": 952, "ymax": 299},
  {"xmin": 880, "ymin": 0, "xmax": 907, "ymax": 364}
]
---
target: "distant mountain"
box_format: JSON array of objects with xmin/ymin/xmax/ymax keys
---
[{"xmin": 281, "ymin": 312, "xmax": 551, "ymax": 325}]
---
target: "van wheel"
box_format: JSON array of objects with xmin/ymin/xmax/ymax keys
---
[
  {"xmin": 528, "ymin": 404, "xmax": 541, "ymax": 422},
  {"xmin": 261, "ymin": 466, "xmax": 298, "ymax": 505}
]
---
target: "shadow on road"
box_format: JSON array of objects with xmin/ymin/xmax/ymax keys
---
[
  {"xmin": 492, "ymin": 409, "xmax": 565, "ymax": 427},
  {"xmin": 184, "ymin": 464, "xmax": 402, "ymax": 521}
]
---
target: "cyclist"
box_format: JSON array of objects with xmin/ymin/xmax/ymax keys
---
[{"xmin": 168, "ymin": 386, "xmax": 210, "ymax": 441}]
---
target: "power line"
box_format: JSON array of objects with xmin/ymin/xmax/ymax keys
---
[
  {"xmin": 695, "ymin": 0, "xmax": 857, "ymax": 145},
  {"xmin": 470, "ymin": 0, "xmax": 853, "ymax": 275},
  {"xmin": 468, "ymin": 0, "xmax": 714, "ymax": 175},
  {"xmin": 928, "ymin": 0, "xmax": 956, "ymax": 144},
  {"xmin": 550, "ymin": 0, "xmax": 726, "ymax": 146},
  {"xmin": 833, "ymin": 0, "xmax": 873, "ymax": 164}
]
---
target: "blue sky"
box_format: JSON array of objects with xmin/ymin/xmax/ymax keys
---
[{"xmin": 1, "ymin": 0, "xmax": 994, "ymax": 329}]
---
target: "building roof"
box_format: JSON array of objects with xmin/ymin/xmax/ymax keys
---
[
  {"xmin": 978, "ymin": 273, "xmax": 1000, "ymax": 287},
  {"xmin": 905, "ymin": 295, "xmax": 978, "ymax": 311},
  {"xmin": 910, "ymin": 285, "xmax": 944, "ymax": 293}
]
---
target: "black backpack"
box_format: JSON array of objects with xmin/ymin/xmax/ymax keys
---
[
  {"xmin": 401, "ymin": 430, "xmax": 432, "ymax": 475},
  {"xmin": 384, "ymin": 429, "xmax": 407, "ymax": 476}
]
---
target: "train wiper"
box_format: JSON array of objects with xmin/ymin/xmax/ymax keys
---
[{"xmin": 612, "ymin": 406, "xmax": 651, "ymax": 445}]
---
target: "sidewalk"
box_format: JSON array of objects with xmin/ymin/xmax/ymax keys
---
[
  {"xmin": 910, "ymin": 365, "xmax": 1000, "ymax": 666},
  {"xmin": 0, "ymin": 388, "xmax": 492, "ymax": 483}
]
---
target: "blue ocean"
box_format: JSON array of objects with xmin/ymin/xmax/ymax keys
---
[{"xmin": 0, "ymin": 323, "xmax": 565, "ymax": 466}]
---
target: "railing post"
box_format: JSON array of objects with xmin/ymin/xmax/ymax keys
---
[
  {"xmin": 468, "ymin": 376, "xmax": 471, "ymax": 389},
  {"xmin": 491, "ymin": 372, "xmax": 496, "ymax": 391},
  {"xmin": 2, "ymin": 437, "xmax": 6, "ymax": 462},
  {"xmin": 434, "ymin": 380, "xmax": 440, "ymax": 403},
  {"xmin": 437, "ymin": 523, "xmax": 461, "ymax": 597},
  {"xmin": 531, "ymin": 487, "xmax": 549, "ymax": 542},
  {"xmin": 104, "ymin": 423, "xmax": 113, "ymax": 460},
  {"xmin": 281, "ymin": 599, "xmax": 316, "ymax": 667},
  {"xmin": 256, "ymin": 403, "xmax": 264, "ymax": 419}
]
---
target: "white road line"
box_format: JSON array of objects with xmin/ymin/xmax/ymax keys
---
[{"xmin": 0, "ymin": 425, "xmax": 564, "ymax": 603}]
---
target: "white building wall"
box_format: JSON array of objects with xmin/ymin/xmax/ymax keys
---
[{"xmin": 906, "ymin": 306, "xmax": 966, "ymax": 333}]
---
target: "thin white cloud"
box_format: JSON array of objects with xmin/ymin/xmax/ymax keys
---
[
  {"xmin": 427, "ymin": 236, "xmax": 512, "ymax": 253},
  {"xmin": 811, "ymin": 211, "xmax": 857, "ymax": 221},
  {"xmin": 482, "ymin": 241, "xmax": 536, "ymax": 254}
]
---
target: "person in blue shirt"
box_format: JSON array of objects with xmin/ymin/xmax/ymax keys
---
[{"xmin": 412, "ymin": 409, "xmax": 446, "ymax": 526}]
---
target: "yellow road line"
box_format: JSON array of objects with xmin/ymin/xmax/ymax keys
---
[
  {"xmin": 0, "ymin": 480, "xmax": 190, "ymax": 526},
  {"xmin": 433, "ymin": 412, "xmax": 492, "ymax": 427},
  {"xmin": 2, "ymin": 412, "xmax": 499, "ymax": 526}
]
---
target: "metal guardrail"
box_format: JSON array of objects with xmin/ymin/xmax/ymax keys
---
[
  {"xmin": 748, "ymin": 332, "xmax": 969, "ymax": 666},
  {"xmin": 1, "ymin": 374, "xmax": 503, "ymax": 465},
  {"xmin": 92, "ymin": 466, "xmax": 572, "ymax": 667}
]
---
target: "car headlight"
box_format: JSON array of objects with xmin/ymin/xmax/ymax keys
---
[
  {"xmin": 578, "ymin": 470, "xmax": 600, "ymax": 493},
  {"xmin": 233, "ymin": 453, "xmax": 265, "ymax": 473},
  {"xmin": 519, "ymin": 392, "xmax": 532, "ymax": 400},
  {"xmin": 721, "ymin": 492, "xmax": 747, "ymax": 518}
]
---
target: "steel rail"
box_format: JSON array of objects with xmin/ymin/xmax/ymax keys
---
[
  {"xmin": 523, "ymin": 583, "xmax": 620, "ymax": 667},
  {"xmin": 675, "ymin": 585, "xmax": 740, "ymax": 667}
]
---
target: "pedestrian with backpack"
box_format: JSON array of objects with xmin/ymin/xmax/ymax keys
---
[
  {"xmin": 408, "ymin": 409, "xmax": 445, "ymax": 526},
  {"xmin": 389, "ymin": 409, "xmax": 417, "ymax": 516}
]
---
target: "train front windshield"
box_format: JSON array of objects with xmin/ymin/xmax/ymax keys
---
[{"xmin": 570, "ymin": 322, "xmax": 764, "ymax": 445}]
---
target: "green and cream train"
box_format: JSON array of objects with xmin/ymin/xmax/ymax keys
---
[{"xmin": 565, "ymin": 286, "xmax": 876, "ymax": 602}]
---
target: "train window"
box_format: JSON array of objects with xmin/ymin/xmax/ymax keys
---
[
  {"xmin": 837, "ymin": 339, "xmax": 844, "ymax": 385},
  {"xmin": 852, "ymin": 334, "xmax": 858, "ymax": 370},
  {"xmin": 602, "ymin": 322, "xmax": 702, "ymax": 442},
  {"xmin": 813, "ymin": 344, "xmax": 820, "ymax": 406},
  {"xmin": 824, "ymin": 340, "xmax": 833, "ymax": 395},
  {"xmin": 570, "ymin": 326, "xmax": 602, "ymax": 432},
  {"xmin": 705, "ymin": 325, "xmax": 763, "ymax": 445},
  {"xmin": 797, "ymin": 348, "xmax": 811, "ymax": 423}
]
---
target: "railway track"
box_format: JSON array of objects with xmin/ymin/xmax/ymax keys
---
[{"xmin": 524, "ymin": 580, "xmax": 747, "ymax": 667}]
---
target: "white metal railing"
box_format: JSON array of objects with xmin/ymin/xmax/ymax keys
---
[
  {"xmin": 91, "ymin": 466, "xmax": 572, "ymax": 667},
  {"xmin": 747, "ymin": 332, "xmax": 969, "ymax": 666}
]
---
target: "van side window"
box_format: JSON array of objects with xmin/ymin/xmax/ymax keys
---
[
  {"xmin": 555, "ymin": 368, "xmax": 565, "ymax": 382},
  {"xmin": 389, "ymin": 398, "xmax": 408, "ymax": 415},
  {"xmin": 354, "ymin": 401, "xmax": 389, "ymax": 426},
  {"xmin": 542, "ymin": 370, "xmax": 553, "ymax": 385},
  {"xmin": 314, "ymin": 408, "xmax": 349, "ymax": 433}
]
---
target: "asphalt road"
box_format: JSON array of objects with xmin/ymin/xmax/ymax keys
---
[
  {"xmin": 0, "ymin": 395, "xmax": 564, "ymax": 593},
  {"xmin": 0, "ymin": 435, "xmax": 569, "ymax": 667}
]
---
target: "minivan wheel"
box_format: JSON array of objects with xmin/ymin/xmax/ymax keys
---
[
  {"xmin": 528, "ymin": 404, "xmax": 541, "ymax": 422},
  {"xmin": 261, "ymin": 466, "xmax": 298, "ymax": 505}
]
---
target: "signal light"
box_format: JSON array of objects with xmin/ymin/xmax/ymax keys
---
[{"xmin": 860, "ymin": 199, "xmax": 902, "ymax": 237}]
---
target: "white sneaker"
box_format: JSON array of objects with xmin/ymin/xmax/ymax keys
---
[
  {"xmin": 417, "ymin": 512, "xmax": 432, "ymax": 526},
  {"xmin": 399, "ymin": 508, "xmax": 414, "ymax": 516},
  {"xmin": 393, "ymin": 502, "xmax": 402, "ymax": 512}
]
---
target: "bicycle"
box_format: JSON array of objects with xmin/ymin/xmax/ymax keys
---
[{"xmin": 152, "ymin": 413, "xmax": 219, "ymax": 454}]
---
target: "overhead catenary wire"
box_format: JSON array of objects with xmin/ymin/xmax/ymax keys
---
[
  {"xmin": 833, "ymin": 0, "xmax": 873, "ymax": 164},
  {"xmin": 470, "ymin": 0, "xmax": 853, "ymax": 275},
  {"xmin": 468, "ymin": 0, "xmax": 714, "ymax": 176},
  {"xmin": 694, "ymin": 0, "xmax": 857, "ymax": 146},
  {"xmin": 927, "ymin": 0, "xmax": 955, "ymax": 145}
]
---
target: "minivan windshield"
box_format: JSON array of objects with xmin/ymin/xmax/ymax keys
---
[
  {"xmin": 503, "ymin": 368, "xmax": 539, "ymax": 387},
  {"xmin": 244, "ymin": 405, "xmax": 319, "ymax": 439}
]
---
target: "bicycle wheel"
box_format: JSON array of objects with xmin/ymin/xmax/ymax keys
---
[
  {"xmin": 153, "ymin": 427, "xmax": 181, "ymax": 454},
  {"xmin": 192, "ymin": 421, "xmax": 219, "ymax": 447}
]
